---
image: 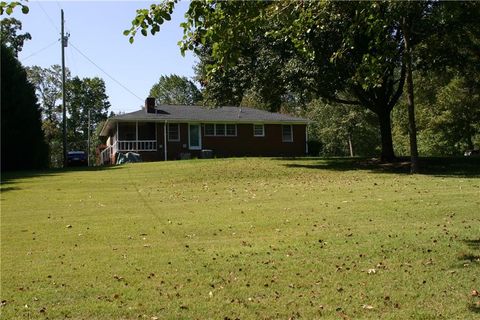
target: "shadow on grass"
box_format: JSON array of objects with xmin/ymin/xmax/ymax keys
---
[
  {"xmin": 0, "ymin": 165, "xmax": 123, "ymax": 193},
  {"xmin": 468, "ymin": 302, "xmax": 480, "ymax": 314},
  {"xmin": 464, "ymin": 239, "xmax": 480, "ymax": 250},
  {"xmin": 281, "ymin": 156, "xmax": 480, "ymax": 177}
]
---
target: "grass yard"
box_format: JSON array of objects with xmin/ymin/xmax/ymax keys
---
[{"xmin": 1, "ymin": 157, "xmax": 479, "ymax": 319}]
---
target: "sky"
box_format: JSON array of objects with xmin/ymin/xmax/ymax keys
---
[{"xmin": 12, "ymin": 0, "xmax": 196, "ymax": 113}]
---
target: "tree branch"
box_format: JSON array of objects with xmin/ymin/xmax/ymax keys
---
[{"xmin": 387, "ymin": 61, "xmax": 406, "ymax": 111}]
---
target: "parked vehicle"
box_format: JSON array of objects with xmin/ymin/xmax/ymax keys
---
[{"xmin": 67, "ymin": 151, "xmax": 87, "ymax": 166}]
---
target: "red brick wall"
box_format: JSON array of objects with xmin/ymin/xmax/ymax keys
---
[{"xmin": 113, "ymin": 122, "xmax": 306, "ymax": 162}]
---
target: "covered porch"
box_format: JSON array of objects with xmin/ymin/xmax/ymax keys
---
[{"xmin": 100, "ymin": 121, "xmax": 159, "ymax": 164}]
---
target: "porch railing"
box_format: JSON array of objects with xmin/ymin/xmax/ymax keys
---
[
  {"xmin": 100, "ymin": 140, "xmax": 157, "ymax": 165},
  {"xmin": 117, "ymin": 140, "xmax": 157, "ymax": 151}
]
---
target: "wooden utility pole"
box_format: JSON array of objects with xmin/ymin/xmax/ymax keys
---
[
  {"xmin": 61, "ymin": 9, "xmax": 67, "ymax": 167},
  {"xmin": 87, "ymin": 109, "xmax": 91, "ymax": 167}
]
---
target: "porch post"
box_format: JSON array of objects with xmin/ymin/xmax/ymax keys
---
[
  {"xmin": 136, "ymin": 121, "xmax": 138, "ymax": 151},
  {"xmin": 116, "ymin": 122, "xmax": 119, "ymax": 152},
  {"xmin": 164, "ymin": 121, "xmax": 168, "ymax": 161}
]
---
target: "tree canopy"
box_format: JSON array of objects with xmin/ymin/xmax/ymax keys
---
[
  {"xmin": 0, "ymin": 17, "xmax": 31, "ymax": 56},
  {"xmin": 127, "ymin": 1, "xmax": 480, "ymax": 163},
  {"xmin": 1, "ymin": 45, "xmax": 48, "ymax": 171},
  {"xmin": 149, "ymin": 74, "xmax": 202, "ymax": 105},
  {"xmin": 28, "ymin": 65, "xmax": 111, "ymax": 167}
]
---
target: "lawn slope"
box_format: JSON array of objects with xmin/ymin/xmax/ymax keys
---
[{"xmin": 1, "ymin": 158, "xmax": 479, "ymax": 319}]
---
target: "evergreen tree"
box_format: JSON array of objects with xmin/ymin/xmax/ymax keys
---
[{"xmin": 1, "ymin": 44, "xmax": 48, "ymax": 171}]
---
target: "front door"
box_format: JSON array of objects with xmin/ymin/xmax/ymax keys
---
[{"xmin": 188, "ymin": 124, "xmax": 201, "ymax": 150}]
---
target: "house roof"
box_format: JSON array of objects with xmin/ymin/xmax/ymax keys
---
[{"xmin": 100, "ymin": 105, "xmax": 309, "ymax": 136}]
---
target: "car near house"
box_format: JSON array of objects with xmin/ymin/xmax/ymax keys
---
[{"xmin": 67, "ymin": 151, "xmax": 87, "ymax": 166}]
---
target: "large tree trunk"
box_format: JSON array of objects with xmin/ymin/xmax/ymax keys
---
[{"xmin": 377, "ymin": 109, "xmax": 396, "ymax": 162}]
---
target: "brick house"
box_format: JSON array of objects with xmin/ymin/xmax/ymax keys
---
[{"xmin": 99, "ymin": 98, "xmax": 309, "ymax": 164}]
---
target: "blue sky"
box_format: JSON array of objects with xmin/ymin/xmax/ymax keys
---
[{"xmin": 13, "ymin": 0, "xmax": 196, "ymax": 113}]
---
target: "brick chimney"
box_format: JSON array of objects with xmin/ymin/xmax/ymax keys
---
[{"xmin": 145, "ymin": 97, "xmax": 156, "ymax": 113}]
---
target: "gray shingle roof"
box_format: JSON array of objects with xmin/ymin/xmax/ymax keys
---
[{"xmin": 100, "ymin": 105, "xmax": 309, "ymax": 136}]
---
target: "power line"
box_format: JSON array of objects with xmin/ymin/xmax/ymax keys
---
[
  {"xmin": 69, "ymin": 41, "xmax": 144, "ymax": 102},
  {"xmin": 37, "ymin": 1, "xmax": 59, "ymax": 33},
  {"xmin": 21, "ymin": 39, "xmax": 59, "ymax": 62}
]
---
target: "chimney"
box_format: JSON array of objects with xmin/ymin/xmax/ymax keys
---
[{"xmin": 145, "ymin": 97, "xmax": 156, "ymax": 113}]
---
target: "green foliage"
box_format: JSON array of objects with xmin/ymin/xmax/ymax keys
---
[
  {"xmin": 305, "ymin": 100, "xmax": 380, "ymax": 157},
  {"xmin": 124, "ymin": 0, "xmax": 176, "ymax": 44},
  {"xmin": 127, "ymin": 1, "xmax": 480, "ymax": 162},
  {"xmin": 1, "ymin": 45, "xmax": 48, "ymax": 171},
  {"xmin": 66, "ymin": 76, "xmax": 111, "ymax": 153},
  {"xmin": 0, "ymin": 1, "xmax": 28, "ymax": 15},
  {"xmin": 27, "ymin": 66, "xmax": 110, "ymax": 167},
  {"xmin": 393, "ymin": 71, "xmax": 480, "ymax": 156},
  {"xmin": 27, "ymin": 65, "xmax": 70, "ymax": 167},
  {"xmin": 0, "ymin": 17, "xmax": 31, "ymax": 56},
  {"xmin": 149, "ymin": 74, "xmax": 202, "ymax": 105}
]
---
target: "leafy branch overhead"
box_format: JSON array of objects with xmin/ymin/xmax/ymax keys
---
[
  {"xmin": 125, "ymin": 0, "xmax": 480, "ymax": 162},
  {"xmin": 0, "ymin": 1, "xmax": 29, "ymax": 15},
  {"xmin": 124, "ymin": 0, "xmax": 176, "ymax": 44}
]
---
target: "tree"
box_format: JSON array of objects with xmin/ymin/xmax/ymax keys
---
[
  {"xmin": 305, "ymin": 100, "xmax": 380, "ymax": 157},
  {"xmin": 0, "ymin": 17, "xmax": 31, "ymax": 56},
  {"xmin": 27, "ymin": 67, "xmax": 110, "ymax": 167},
  {"xmin": 0, "ymin": 1, "xmax": 29, "ymax": 16},
  {"xmin": 27, "ymin": 65, "xmax": 69, "ymax": 167},
  {"xmin": 66, "ymin": 76, "xmax": 111, "ymax": 154},
  {"xmin": 392, "ymin": 71, "xmax": 480, "ymax": 156},
  {"xmin": 1, "ymin": 45, "xmax": 48, "ymax": 171},
  {"xmin": 149, "ymin": 74, "xmax": 202, "ymax": 105},
  {"xmin": 127, "ymin": 1, "xmax": 407, "ymax": 162},
  {"xmin": 127, "ymin": 1, "xmax": 480, "ymax": 167}
]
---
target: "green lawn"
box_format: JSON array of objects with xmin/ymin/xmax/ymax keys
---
[{"xmin": 1, "ymin": 158, "xmax": 479, "ymax": 319}]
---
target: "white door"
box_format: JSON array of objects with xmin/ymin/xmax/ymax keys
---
[{"xmin": 188, "ymin": 124, "xmax": 201, "ymax": 150}]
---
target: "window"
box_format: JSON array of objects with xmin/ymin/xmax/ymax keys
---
[
  {"xmin": 205, "ymin": 124, "xmax": 215, "ymax": 136},
  {"xmin": 215, "ymin": 124, "xmax": 225, "ymax": 136},
  {"xmin": 226, "ymin": 124, "xmax": 237, "ymax": 136},
  {"xmin": 204, "ymin": 123, "xmax": 237, "ymax": 136},
  {"xmin": 253, "ymin": 124, "xmax": 264, "ymax": 137},
  {"xmin": 282, "ymin": 125, "xmax": 293, "ymax": 142},
  {"xmin": 168, "ymin": 123, "xmax": 180, "ymax": 141}
]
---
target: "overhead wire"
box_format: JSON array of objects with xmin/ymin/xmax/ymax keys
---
[
  {"xmin": 21, "ymin": 39, "xmax": 59, "ymax": 62},
  {"xmin": 37, "ymin": 1, "xmax": 59, "ymax": 33},
  {"xmin": 69, "ymin": 41, "xmax": 144, "ymax": 102}
]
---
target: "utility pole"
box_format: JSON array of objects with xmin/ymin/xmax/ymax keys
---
[
  {"xmin": 87, "ymin": 109, "xmax": 91, "ymax": 167},
  {"xmin": 61, "ymin": 9, "xmax": 68, "ymax": 167}
]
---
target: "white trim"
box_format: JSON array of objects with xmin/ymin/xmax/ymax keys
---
[
  {"xmin": 226, "ymin": 124, "xmax": 237, "ymax": 136},
  {"xmin": 135, "ymin": 121, "xmax": 138, "ymax": 150},
  {"xmin": 253, "ymin": 124, "xmax": 265, "ymax": 137},
  {"xmin": 204, "ymin": 123, "xmax": 215, "ymax": 136},
  {"xmin": 188, "ymin": 123, "xmax": 202, "ymax": 150},
  {"xmin": 203, "ymin": 123, "xmax": 237, "ymax": 137},
  {"xmin": 282, "ymin": 125, "xmax": 293, "ymax": 142},
  {"xmin": 100, "ymin": 118, "xmax": 309, "ymax": 136}
]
